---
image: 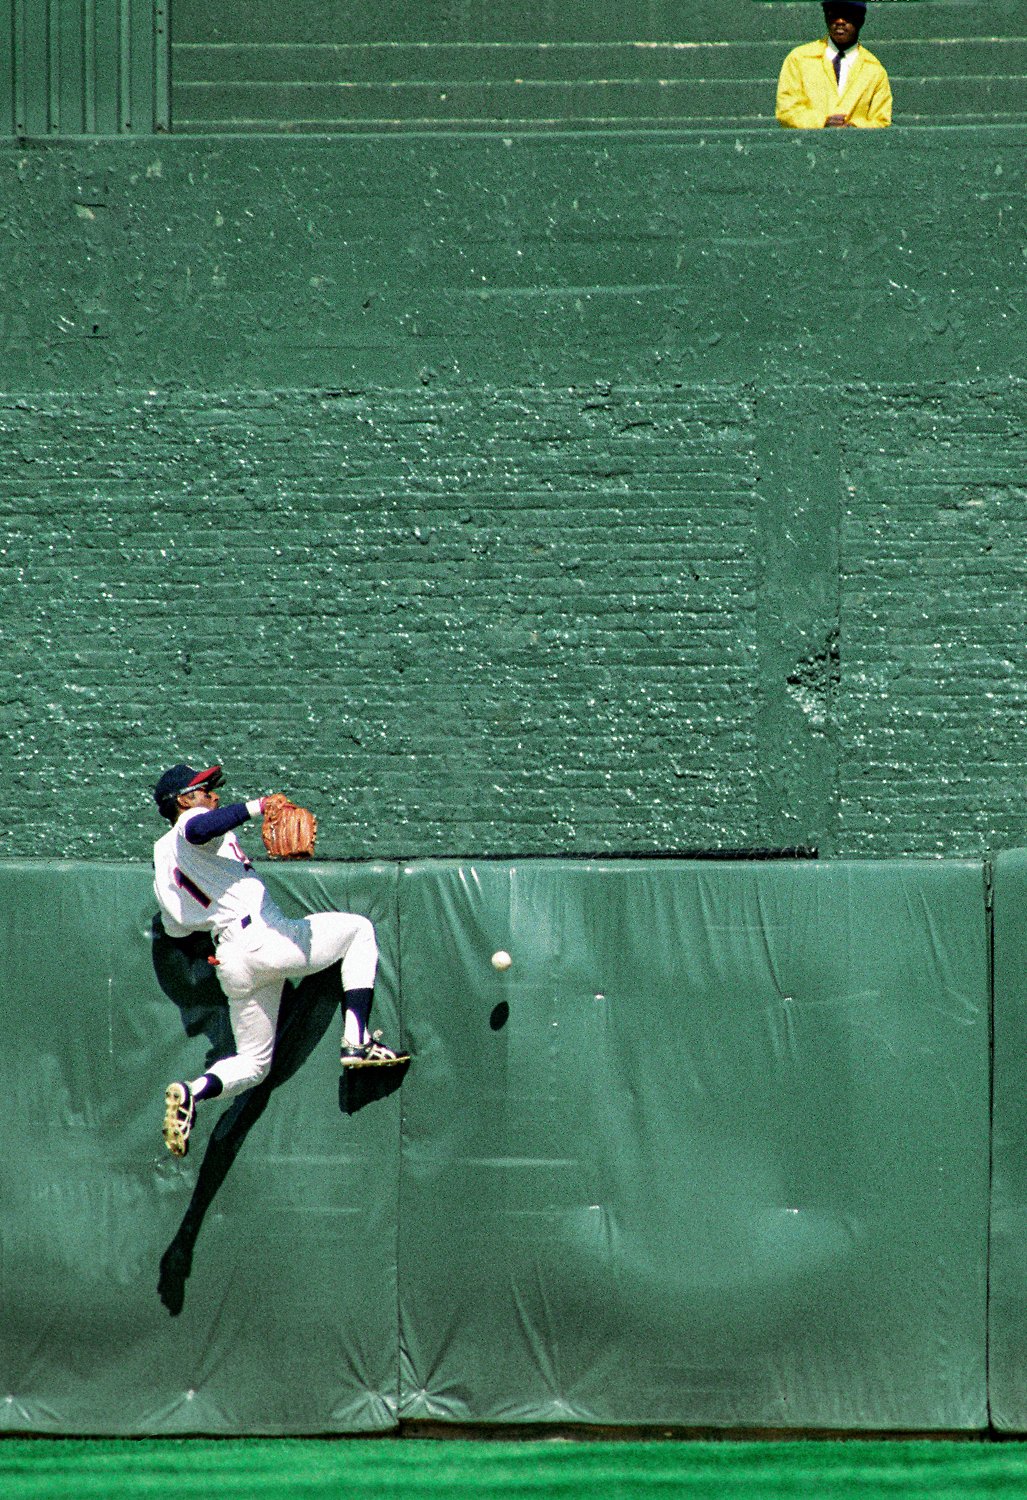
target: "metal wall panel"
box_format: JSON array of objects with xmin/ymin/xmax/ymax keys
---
[{"xmin": 1, "ymin": 0, "xmax": 168, "ymax": 136}]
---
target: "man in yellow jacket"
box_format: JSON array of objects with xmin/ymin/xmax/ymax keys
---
[{"xmin": 777, "ymin": 1, "xmax": 892, "ymax": 129}]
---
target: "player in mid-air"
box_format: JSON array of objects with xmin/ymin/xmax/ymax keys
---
[{"xmin": 152, "ymin": 761, "xmax": 406, "ymax": 1158}]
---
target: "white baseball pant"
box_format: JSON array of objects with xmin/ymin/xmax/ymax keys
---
[{"xmin": 208, "ymin": 910, "xmax": 378, "ymax": 1097}]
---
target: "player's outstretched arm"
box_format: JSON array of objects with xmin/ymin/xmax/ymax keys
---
[{"xmin": 183, "ymin": 799, "xmax": 266, "ymax": 845}]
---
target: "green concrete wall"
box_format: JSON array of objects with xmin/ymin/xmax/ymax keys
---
[{"xmin": 1, "ymin": 129, "xmax": 1025, "ymax": 860}]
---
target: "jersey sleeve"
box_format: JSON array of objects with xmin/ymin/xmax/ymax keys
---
[{"xmin": 182, "ymin": 802, "xmax": 253, "ymax": 845}]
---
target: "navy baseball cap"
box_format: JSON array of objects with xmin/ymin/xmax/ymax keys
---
[{"xmin": 154, "ymin": 762, "xmax": 224, "ymax": 813}]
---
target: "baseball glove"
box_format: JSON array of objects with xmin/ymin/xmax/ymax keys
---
[{"xmin": 261, "ymin": 794, "xmax": 317, "ymax": 859}]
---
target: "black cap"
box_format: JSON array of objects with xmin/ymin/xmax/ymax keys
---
[
  {"xmin": 154, "ymin": 762, "xmax": 224, "ymax": 816},
  {"xmin": 823, "ymin": 1, "xmax": 867, "ymax": 18}
]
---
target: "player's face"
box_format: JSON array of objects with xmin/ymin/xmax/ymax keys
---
[
  {"xmin": 180, "ymin": 786, "xmax": 220, "ymax": 812},
  {"xmin": 825, "ymin": 12, "xmax": 860, "ymax": 49}
]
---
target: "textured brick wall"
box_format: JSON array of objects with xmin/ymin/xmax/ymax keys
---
[
  {"xmin": 839, "ymin": 381, "xmax": 1027, "ymax": 856},
  {"xmin": 1, "ymin": 132, "xmax": 1026, "ymax": 859},
  {"xmin": 0, "ymin": 385, "xmax": 759, "ymax": 858}
]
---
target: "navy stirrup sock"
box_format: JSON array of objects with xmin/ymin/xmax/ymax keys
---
[{"xmin": 345, "ymin": 987, "xmax": 374, "ymax": 1038}]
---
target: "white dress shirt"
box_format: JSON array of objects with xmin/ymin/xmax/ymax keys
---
[{"xmin": 826, "ymin": 40, "xmax": 860, "ymax": 95}]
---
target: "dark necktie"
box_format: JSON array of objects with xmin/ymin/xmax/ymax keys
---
[{"xmin": 833, "ymin": 49, "xmax": 844, "ymax": 85}]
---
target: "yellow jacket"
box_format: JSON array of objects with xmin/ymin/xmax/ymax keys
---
[{"xmin": 776, "ymin": 39, "xmax": 892, "ymax": 129}]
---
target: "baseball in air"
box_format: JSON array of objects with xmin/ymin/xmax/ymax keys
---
[{"xmin": 491, "ymin": 950, "xmax": 512, "ymax": 971}]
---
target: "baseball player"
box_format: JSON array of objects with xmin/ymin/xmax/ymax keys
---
[{"xmin": 152, "ymin": 761, "xmax": 404, "ymax": 1158}]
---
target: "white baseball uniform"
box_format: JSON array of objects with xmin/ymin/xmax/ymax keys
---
[{"xmin": 153, "ymin": 801, "xmax": 377, "ymax": 1097}]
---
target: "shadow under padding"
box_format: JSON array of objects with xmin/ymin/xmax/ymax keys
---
[
  {"xmin": 152, "ymin": 917, "xmax": 339, "ymax": 1317},
  {"xmin": 339, "ymin": 1058, "xmax": 409, "ymax": 1115},
  {"xmin": 150, "ymin": 917, "xmax": 233, "ymax": 1063}
]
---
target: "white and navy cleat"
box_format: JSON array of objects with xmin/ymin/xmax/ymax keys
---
[
  {"xmin": 340, "ymin": 1031, "xmax": 410, "ymax": 1068},
  {"xmin": 162, "ymin": 1081, "xmax": 196, "ymax": 1157}
]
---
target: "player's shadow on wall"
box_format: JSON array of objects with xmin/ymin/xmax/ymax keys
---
[{"xmin": 150, "ymin": 917, "xmax": 401, "ymax": 1317}]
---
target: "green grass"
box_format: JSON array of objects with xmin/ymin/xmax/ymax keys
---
[{"xmin": 3, "ymin": 1439, "xmax": 1027, "ymax": 1499}]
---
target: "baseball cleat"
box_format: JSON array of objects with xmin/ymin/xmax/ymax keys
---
[
  {"xmin": 162, "ymin": 1081, "xmax": 196, "ymax": 1157},
  {"xmin": 340, "ymin": 1031, "xmax": 410, "ymax": 1068},
  {"xmin": 366, "ymin": 1031, "xmax": 405, "ymax": 1062}
]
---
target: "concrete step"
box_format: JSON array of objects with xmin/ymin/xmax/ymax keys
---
[
  {"xmin": 172, "ymin": 0, "xmax": 1027, "ymax": 46},
  {"xmin": 173, "ymin": 37, "xmax": 1027, "ymax": 87},
  {"xmin": 173, "ymin": 74, "xmax": 1027, "ymax": 130}
]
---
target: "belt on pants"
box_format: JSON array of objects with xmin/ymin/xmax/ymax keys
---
[
  {"xmin": 212, "ymin": 913, "xmax": 253, "ymax": 946},
  {"xmin": 208, "ymin": 913, "xmax": 252, "ymax": 966}
]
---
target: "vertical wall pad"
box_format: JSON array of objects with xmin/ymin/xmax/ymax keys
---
[
  {"xmin": 397, "ymin": 859, "xmax": 989, "ymax": 1430},
  {"xmin": 987, "ymin": 850, "xmax": 1027, "ymax": 1430},
  {"xmin": 0, "ymin": 860, "xmax": 400, "ymax": 1435}
]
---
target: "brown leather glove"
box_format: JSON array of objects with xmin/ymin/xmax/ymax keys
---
[{"xmin": 261, "ymin": 794, "xmax": 317, "ymax": 859}]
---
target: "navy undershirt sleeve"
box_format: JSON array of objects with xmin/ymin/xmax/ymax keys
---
[{"xmin": 184, "ymin": 803, "xmax": 252, "ymax": 845}]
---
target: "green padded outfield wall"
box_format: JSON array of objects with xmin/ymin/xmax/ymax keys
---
[
  {"xmin": 0, "ymin": 858, "xmax": 990, "ymax": 1432},
  {"xmin": 987, "ymin": 851, "xmax": 1027, "ymax": 1431},
  {"xmin": 397, "ymin": 857, "xmax": 989, "ymax": 1430},
  {"xmin": 0, "ymin": 861, "xmax": 403, "ymax": 1434}
]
